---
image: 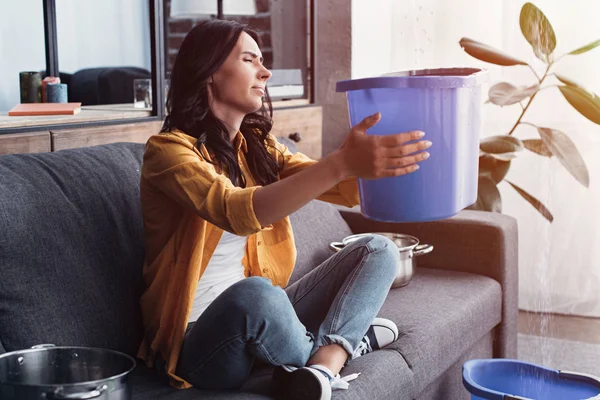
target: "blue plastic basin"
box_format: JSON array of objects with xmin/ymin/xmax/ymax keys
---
[
  {"xmin": 336, "ymin": 68, "xmax": 487, "ymax": 223},
  {"xmin": 463, "ymin": 359, "xmax": 600, "ymax": 400}
]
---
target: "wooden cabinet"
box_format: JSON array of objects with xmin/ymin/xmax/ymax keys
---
[
  {"xmin": 0, "ymin": 131, "xmax": 51, "ymax": 155},
  {"xmin": 49, "ymin": 105, "xmax": 323, "ymax": 158},
  {"xmin": 0, "ymin": 105, "xmax": 323, "ymax": 159},
  {"xmin": 272, "ymin": 105, "xmax": 322, "ymax": 160},
  {"xmin": 51, "ymin": 121, "xmax": 162, "ymax": 151}
]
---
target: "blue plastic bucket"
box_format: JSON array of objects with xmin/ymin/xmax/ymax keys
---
[
  {"xmin": 463, "ymin": 359, "xmax": 600, "ymax": 400},
  {"xmin": 336, "ymin": 68, "xmax": 487, "ymax": 222}
]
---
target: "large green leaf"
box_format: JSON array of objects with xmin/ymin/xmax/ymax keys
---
[
  {"xmin": 537, "ymin": 127, "xmax": 589, "ymax": 188},
  {"xmin": 519, "ymin": 2, "xmax": 557, "ymax": 62},
  {"xmin": 506, "ymin": 180, "xmax": 554, "ymax": 222},
  {"xmin": 568, "ymin": 39, "xmax": 600, "ymax": 55},
  {"xmin": 459, "ymin": 38, "xmax": 528, "ymax": 66},
  {"xmin": 523, "ymin": 139, "xmax": 552, "ymax": 157},
  {"xmin": 480, "ymin": 135, "xmax": 524, "ymax": 161},
  {"xmin": 488, "ymin": 82, "xmax": 539, "ymax": 106},
  {"xmin": 468, "ymin": 175, "xmax": 502, "ymax": 213},
  {"xmin": 558, "ymin": 85, "xmax": 600, "ymax": 125},
  {"xmin": 479, "ymin": 154, "xmax": 512, "ymax": 184}
]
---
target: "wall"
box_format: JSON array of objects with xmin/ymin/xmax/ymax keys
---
[
  {"xmin": 55, "ymin": 0, "xmax": 151, "ymax": 74},
  {"xmin": 351, "ymin": 0, "xmax": 600, "ymax": 317},
  {"xmin": 0, "ymin": 0, "xmax": 47, "ymax": 112},
  {"xmin": 0, "ymin": 0, "xmax": 151, "ymax": 111},
  {"xmin": 316, "ymin": 0, "xmax": 352, "ymax": 155},
  {"xmin": 270, "ymin": 0, "xmax": 307, "ymax": 72}
]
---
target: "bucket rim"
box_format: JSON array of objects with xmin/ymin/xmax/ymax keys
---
[
  {"xmin": 462, "ymin": 358, "xmax": 600, "ymax": 400},
  {"xmin": 336, "ymin": 67, "xmax": 488, "ymax": 92},
  {"xmin": 462, "ymin": 359, "xmax": 539, "ymax": 399}
]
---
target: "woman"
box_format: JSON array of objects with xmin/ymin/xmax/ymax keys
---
[{"xmin": 137, "ymin": 19, "xmax": 432, "ymax": 400}]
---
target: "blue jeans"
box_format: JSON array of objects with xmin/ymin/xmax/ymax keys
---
[{"xmin": 175, "ymin": 234, "xmax": 399, "ymax": 389}]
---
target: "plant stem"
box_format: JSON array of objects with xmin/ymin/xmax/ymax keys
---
[
  {"xmin": 507, "ymin": 63, "xmax": 552, "ymax": 136},
  {"xmin": 528, "ymin": 65, "xmax": 542, "ymax": 81},
  {"xmin": 554, "ymin": 53, "xmax": 567, "ymax": 64}
]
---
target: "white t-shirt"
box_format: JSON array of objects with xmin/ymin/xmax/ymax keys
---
[{"xmin": 187, "ymin": 230, "xmax": 248, "ymax": 323}]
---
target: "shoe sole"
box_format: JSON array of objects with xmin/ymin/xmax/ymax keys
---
[
  {"xmin": 272, "ymin": 366, "xmax": 293, "ymax": 397},
  {"xmin": 372, "ymin": 317, "xmax": 399, "ymax": 347},
  {"xmin": 273, "ymin": 367, "xmax": 331, "ymax": 400}
]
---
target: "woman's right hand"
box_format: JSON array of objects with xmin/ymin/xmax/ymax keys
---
[{"xmin": 337, "ymin": 112, "xmax": 432, "ymax": 180}]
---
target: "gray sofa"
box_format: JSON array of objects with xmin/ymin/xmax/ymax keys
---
[{"xmin": 0, "ymin": 141, "xmax": 518, "ymax": 399}]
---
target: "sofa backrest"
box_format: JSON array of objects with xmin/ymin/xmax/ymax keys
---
[
  {"xmin": 288, "ymin": 201, "xmax": 353, "ymax": 285},
  {"xmin": 0, "ymin": 140, "xmax": 354, "ymax": 356},
  {"xmin": 0, "ymin": 143, "xmax": 146, "ymax": 356},
  {"xmin": 275, "ymin": 137, "xmax": 354, "ymax": 284}
]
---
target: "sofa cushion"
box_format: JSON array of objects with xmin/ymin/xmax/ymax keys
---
[
  {"xmin": 131, "ymin": 348, "xmax": 416, "ymax": 400},
  {"xmin": 416, "ymin": 332, "xmax": 494, "ymax": 400},
  {"xmin": 0, "ymin": 143, "xmax": 146, "ymax": 355},
  {"xmin": 131, "ymin": 267, "xmax": 499, "ymax": 399},
  {"xmin": 378, "ymin": 267, "xmax": 502, "ymax": 394},
  {"xmin": 131, "ymin": 365, "xmax": 273, "ymax": 400},
  {"xmin": 329, "ymin": 350, "xmax": 415, "ymax": 399}
]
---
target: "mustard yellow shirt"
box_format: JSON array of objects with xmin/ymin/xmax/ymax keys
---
[{"xmin": 137, "ymin": 129, "xmax": 359, "ymax": 388}]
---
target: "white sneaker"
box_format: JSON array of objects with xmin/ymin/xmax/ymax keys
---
[
  {"xmin": 353, "ymin": 317, "xmax": 399, "ymax": 358},
  {"xmin": 272, "ymin": 364, "xmax": 360, "ymax": 400}
]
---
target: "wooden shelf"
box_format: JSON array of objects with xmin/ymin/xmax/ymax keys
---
[
  {"xmin": 0, "ymin": 103, "xmax": 152, "ymax": 130},
  {"xmin": 0, "ymin": 102, "xmax": 322, "ymax": 160},
  {"xmin": 0, "ymin": 99, "xmax": 308, "ymax": 131}
]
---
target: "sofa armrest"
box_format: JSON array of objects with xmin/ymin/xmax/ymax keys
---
[{"xmin": 339, "ymin": 208, "xmax": 518, "ymax": 359}]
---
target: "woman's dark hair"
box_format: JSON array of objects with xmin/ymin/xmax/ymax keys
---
[{"xmin": 161, "ymin": 19, "xmax": 281, "ymax": 187}]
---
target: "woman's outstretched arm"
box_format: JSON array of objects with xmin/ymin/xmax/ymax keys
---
[{"xmin": 253, "ymin": 113, "xmax": 431, "ymax": 227}]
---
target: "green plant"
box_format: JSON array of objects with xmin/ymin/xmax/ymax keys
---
[{"xmin": 459, "ymin": 2, "xmax": 600, "ymax": 222}]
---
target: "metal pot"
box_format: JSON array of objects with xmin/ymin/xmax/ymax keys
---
[
  {"xmin": 0, "ymin": 344, "xmax": 136, "ymax": 400},
  {"xmin": 329, "ymin": 233, "xmax": 433, "ymax": 288}
]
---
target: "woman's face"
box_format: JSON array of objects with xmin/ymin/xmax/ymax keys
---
[{"xmin": 208, "ymin": 32, "xmax": 272, "ymax": 115}]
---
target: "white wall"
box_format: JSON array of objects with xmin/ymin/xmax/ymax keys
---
[
  {"xmin": 0, "ymin": 0, "xmax": 151, "ymax": 111},
  {"xmin": 0, "ymin": 0, "xmax": 47, "ymax": 112},
  {"xmin": 56, "ymin": 0, "xmax": 151, "ymax": 74},
  {"xmin": 352, "ymin": 0, "xmax": 600, "ymax": 317}
]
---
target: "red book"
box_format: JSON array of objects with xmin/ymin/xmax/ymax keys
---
[{"xmin": 8, "ymin": 102, "xmax": 82, "ymax": 116}]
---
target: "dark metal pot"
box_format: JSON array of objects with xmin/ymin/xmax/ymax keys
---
[
  {"xmin": 0, "ymin": 345, "xmax": 136, "ymax": 400},
  {"xmin": 329, "ymin": 232, "xmax": 433, "ymax": 288}
]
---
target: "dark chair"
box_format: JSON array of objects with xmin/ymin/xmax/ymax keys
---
[{"xmin": 68, "ymin": 67, "xmax": 151, "ymax": 105}]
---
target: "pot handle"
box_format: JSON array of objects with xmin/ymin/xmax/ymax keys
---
[
  {"xmin": 413, "ymin": 244, "xmax": 434, "ymax": 257},
  {"xmin": 329, "ymin": 242, "xmax": 345, "ymax": 252},
  {"xmin": 47, "ymin": 384, "xmax": 108, "ymax": 400}
]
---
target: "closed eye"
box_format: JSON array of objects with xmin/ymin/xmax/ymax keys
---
[{"xmin": 242, "ymin": 51, "xmax": 264, "ymax": 64}]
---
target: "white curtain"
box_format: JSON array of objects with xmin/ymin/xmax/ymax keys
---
[{"xmin": 352, "ymin": 0, "xmax": 600, "ymax": 317}]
